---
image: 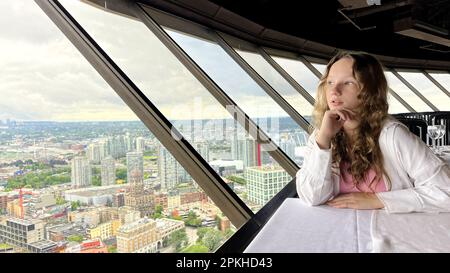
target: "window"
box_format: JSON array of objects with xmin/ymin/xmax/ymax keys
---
[
  {"xmin": 0, "ymin": 0, "xmax": 234, "ymax": 253},
  {"xmin": 60, "ymin": 0, "xmax": 294, "ymax": 215},
  {"xmin": 272, "ymin": 56, "xmax": 321, "ymax": 99},
  {"xmin": 397, "ymin": 71, "xmax": 449, "ymax": 111},
  {"xmin": 232, "ymin": 48, "xmax": 314, "ymax": 117},
  {"xmin": 311, "ymin": 63, "xmax": 327, "ymax": 75},
  {"xmin": 162, "ymin": 27, "xmax": 302, "ymax": 165},
  {"xmin": 428, "ymin": 73, "xmax": 450, "ymax": 97},
  {"xmin": 385, "ymin": 71, "xmax": 432, "ymax": 112}
]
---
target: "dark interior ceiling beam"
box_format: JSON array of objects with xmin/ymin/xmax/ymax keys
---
[
  {"xmin": 394, "ymin": 18, "xmax": 450, "ymax": 47},
  {"xmin": 337, "ymin": 0, "xmax": 412, "ymax": 23},
  {"xmin": 84, "ymin": 0, "xmax": 450, "ymax": 71}
]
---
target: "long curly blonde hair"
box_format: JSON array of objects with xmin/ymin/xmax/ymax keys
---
[{"xmin": 312, "ymin": 51, "xmax": 391, "ymax": 192}]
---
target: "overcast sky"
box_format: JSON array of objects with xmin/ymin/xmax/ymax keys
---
[{"xmin": 0, "ymin": 0, "xmax": 448, "ymax": 122}]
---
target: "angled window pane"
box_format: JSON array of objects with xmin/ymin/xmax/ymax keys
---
[
  {"xmin": 60, "ymin": 0, "xmax": 292, "ymax": 214},
  {"xmin": 231, "ymin": 49, "xmax": 314, "ymax": 116},
  {"xmin": 398, "ymin": 72, "xmax": 450, "ymax": 111},
  {"xmin": 428, "ymin": 73, "xmax": 450, "ymax": 96},
  {"xmin": 385, "ymin": 71, "xmax": 432, "ymax": 112},
  {"xmin": 272, "ymin": 58, "xmax": 409, "ymax": 114},
  {"xmin": 387, "ymin": 93, "xmax": 410, "ymax": 114},
  {"xmin": 1, "ymin": 0, "xmax": 235, "ymax": 253},
  {"xmin": 164, "ymin": 29, "xmax": 304, "ymax": 155},
  {"xmin": 271, "ymin": 56, "xmax": 321, "ymax": 99}
]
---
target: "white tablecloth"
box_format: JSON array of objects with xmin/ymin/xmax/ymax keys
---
[
  {"xmin": 244, "ymin": 198, "xmax": 450, "ymax": 253},
  {"xmin": 244, "ymin": 198, "xmax": 373, "ymax": 253},
  {"xmin": 438, "ymin": 146, "xmax": 450, "ymax": 165}
]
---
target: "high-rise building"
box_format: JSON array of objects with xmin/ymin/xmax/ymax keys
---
[
  {"xmin": 232, "ymin": 136, "xmax": 258, "ymax": 168},
  {"xmin": 108, "ymin": 136, "xmax": 127, "ymax": 159},
  {"xmin": 279, "ymin": 137, "xmax": 296, "ymax": 162},
  {"xmin": 125, "ymin": 152, "xmax": 153, "ymax": 217},
  {"xmin": 71, "ymin": 156, "xmax": 91, "ymax": 189},
  {"xmin": 124, "ymin": 133, "xmax": 134, "ymax": 152},
  {"xmin": 101, "ymin": 156, "xmax": 116, "ymax": 186},
  {"xmin": 245, "ymin": 166, "xmax": 291, "ymax": 206},
  {"xmin": 193, "ymin": 141, "xmax": 210, "ymax": 162},
  {"xmin": 87, "ymin": 143, "xmax": 105, "ymax": 164},
  {"xmin": 158, "ymin": 146, "xmax": 179, "ymax": 190},
  {"xmin": 126, "ymin": 152, "xmax": 143, "ymax": 183},
  {"xmin": 135, "ymin": 137, "xmax": 145, "ymax": 153}
]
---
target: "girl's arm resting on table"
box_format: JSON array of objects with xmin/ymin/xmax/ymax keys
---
[
  {"xmin": 376, "ymin": 125, "xmax": 450, "ymax": 213},
  {"xmin": 296, "ymin": 130, "xmax": 335, "ymax": 206}
]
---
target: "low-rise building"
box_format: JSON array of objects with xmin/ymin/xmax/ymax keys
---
[
  {"xmin": 27, "ymin": 240, "xmax": 58, "ymax": 253},
  {"xmin": 46, "ymin": 222, "xmax": 87, "ymax": 242},
  {"xmin": 64, "ymin": 184, "xmax": 127, "ymax": 206},
  {"xmin": 87, "ymin": 219, "xmax": 121, "ymax": 241},
  {"xmin": 64, "ymin": 238, "xmax": 108, "ymax": 253},
  {"xmin": 0, "ymin": 217, "xmax": 45, "ymax": 247},
  {"xmin": 116, "ymin": 217, "xmax": 158, "ymax": 253},
  {"xmin": 155, "ymin": 218, "xmax": 184, "ymax": 244}
]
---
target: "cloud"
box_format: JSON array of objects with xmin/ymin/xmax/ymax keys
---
[
  {"xmin": 0, "ymin": 0, "xmax": 316, "ymax": 123},
  {"xmin": 4, "ymin": 0, "xmax": 436, "ymax": 124}
]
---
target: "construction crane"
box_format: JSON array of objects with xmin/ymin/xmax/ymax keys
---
[{"xmin": 18, "ymin": 188, "xmax": 33, "ymax": 219}]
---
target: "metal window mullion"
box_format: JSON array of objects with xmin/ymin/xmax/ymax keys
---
[
  {"xmin": 213, "ymin": 31, "xmax": 310, "ymax": 133},
  {"xmin": 133, "ymin": 4, "xmax": 299, "ymax": 177},
  {"xmin": 391, "ymin": 69, "xmax": 439, "ymax": 111},
  {"xmin": 388, "ymin": 87, "xmax": 416, "ymax": 113},
  {"xmin": 35, "ymin": 0, "xmax": 253, "ymax": 227},
  {"xmin": 298, "ymin": 55, "xmax": 323, "ymax": 79},
  {"xmin": 423, "ymin": 71, "xmax": 450, "ymax": 99},
  {"xmin": 258, "ymin": 47, "xmax": 316, "ymax": 107}
]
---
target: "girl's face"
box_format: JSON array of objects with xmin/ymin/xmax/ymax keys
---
[{"xmin": 326, "ymin": 58, "xmax": 362, "ymax": 111}]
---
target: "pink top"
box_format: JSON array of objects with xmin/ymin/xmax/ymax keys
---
[{"xmin": 339, "ymin": 161, "xmax": 387, "ymax": 193}]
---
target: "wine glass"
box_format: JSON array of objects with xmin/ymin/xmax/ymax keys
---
[
  {"xmin": 436, "ymin": 124, "xmax": 446, "ymax": 155},
  {"xmin": 427, "ymin": 125, "xmax": 440, "ymax": 153}
]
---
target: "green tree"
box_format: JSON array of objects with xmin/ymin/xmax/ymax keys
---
[
  {"xmin": 196, "ymin": 227, "xmax": 211, "ymax": 243},
  {"xmin": 181, "ymin": 244, "xmax": 209, "ymax": 253},
  {"xmin": 92, "ymin": 167, "xmax": 101, "ymax": 176},
  {"xmin": 152, "ymin": 205, "xmax": 163, "ymax": 219},
  {"xmin": 168, "ymin": 229, "xmax": 188, "ymax": 252},
  {"xmin": 116, "ymin": 168, "xmax": 127, "ymax": 181},
  {"xmin": 202, "ymin": 229, "xmax": 224, "ymax": 252},
  {"xmin": 56, "ymin": 197, "xmax": 66, "ymax": 205},
  {"xmin": 92, "ymin": 176, "xmax": 101, "ymax": 187},
  {"xmin": 71, "ymin": 201, "xmax": 81, "ymax": 211},
  {"xmin": 162, "ymin": 236, "xmax": 170, "ymax": 248},
  {"xmin": 224, "ymin": 228, "xmax": 234, "ymax": 240},
  {"xmin": 67, "ymin": 234, "xmax": 83, "ymax": 243},
  {"xmin": 107, "ymin": 246, "xmax": 117, "ymax": 253},
  {"xmin": 226, "ymin": 175, "xmax": 246, "ymax": 185},
  {"xmin": 184, "ymin": 210, "xmax": 202, "ymax": 227}
]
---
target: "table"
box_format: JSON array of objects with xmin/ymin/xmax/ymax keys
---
[{"xmin": 244, "ymin": 198, "xmax": 450, "ymax": 253}]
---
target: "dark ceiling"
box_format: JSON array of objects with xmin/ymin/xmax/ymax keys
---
[
  {"xmin": 86, "ymin": 0, "xmax": 450, "ymax": 69},
  {"xmin": 208, "ymin": 0, "xmax": 449, "ymax": 62}
]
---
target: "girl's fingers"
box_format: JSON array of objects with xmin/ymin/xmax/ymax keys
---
[
  {"xmin": 340, "ymin": 108, "xmax": 357, "ymax": 119},
  {"xmin": 336, "ymin": 110, "xmax": 352, "ymax": 121},
  {"xmin": 331, "ymin": 110, "xmax": 347, "ymax": 121}
]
